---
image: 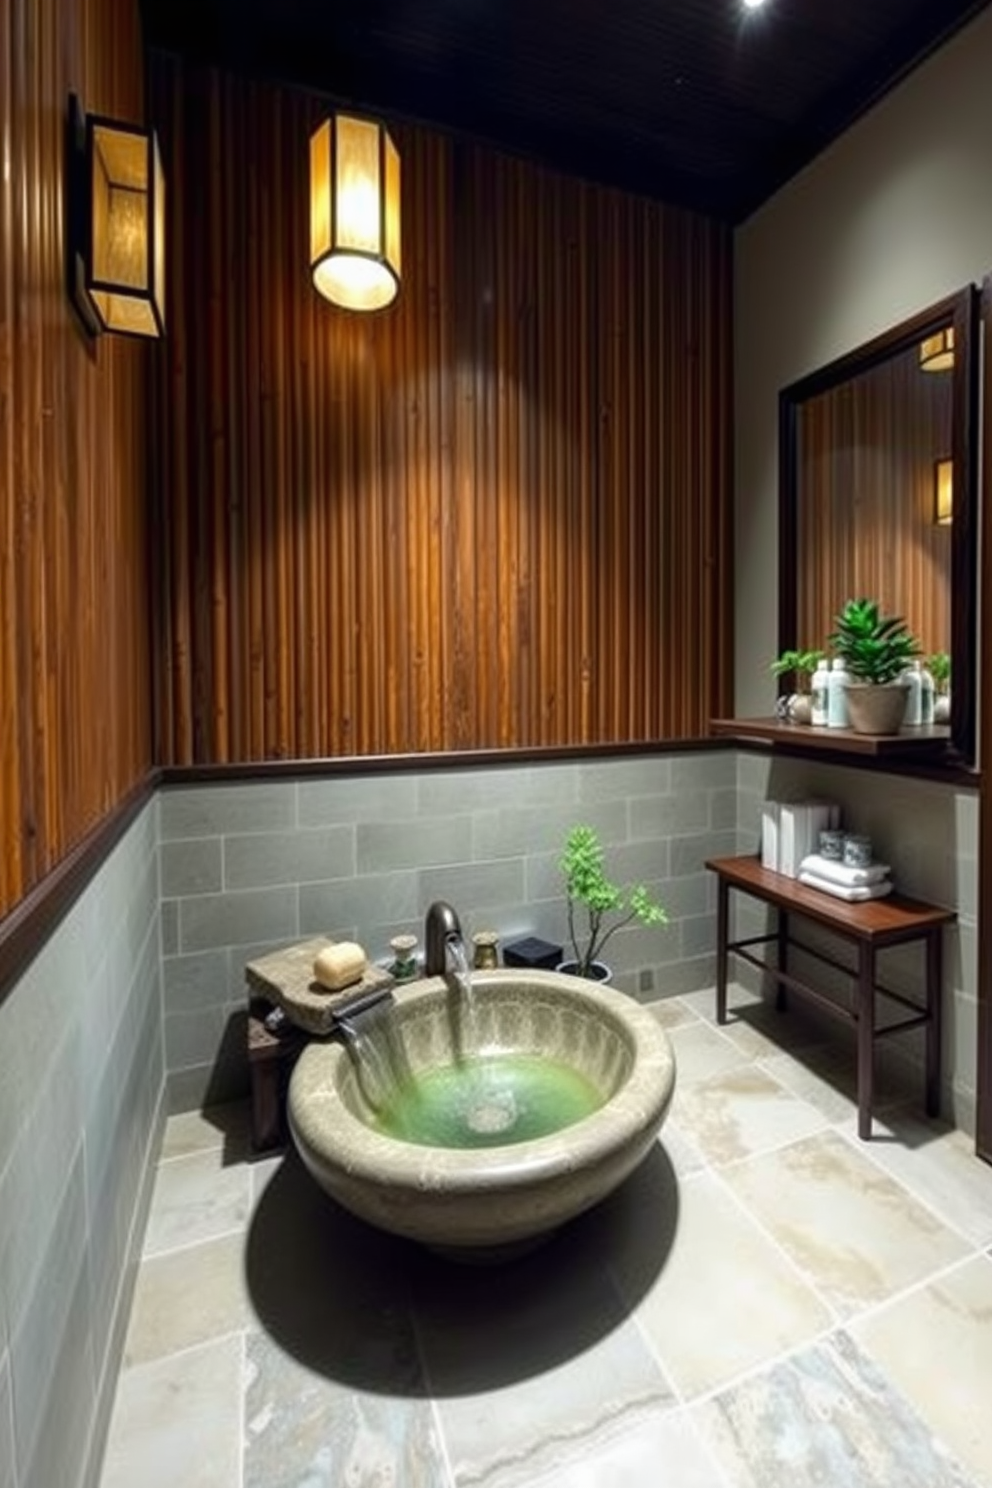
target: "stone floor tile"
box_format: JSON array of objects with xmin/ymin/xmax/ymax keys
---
[
  {"xmin": 625, "ymin": 1170, "xmax": 831, "ymax": 1399},
  {"xmin": 851, "ymin": 1254, "xmax": 992, "ymax": 1486},
  {"xmin": 672, "ymin": 1065, "xmax": 827, "ymax": 1166},
  {"xmin": 123, "ymin": 1232, "xmax": 250, "ymax": 1367},
  {"xmin": 665, "ymin": 1023, "xmax": 751, "ymax": 1087},
  {"xmin": 159, "ymin": 1101, "xmax": 252, "ymax": 1164},
  {"xmin": 722, "ymin": 1130, "xmax": 969, "ymax": 1319},
  {"xmin": 244, "ymin": 1329, "xmax": 449, "ymax": 1488},
  {"xmin": 100, "ymin": 1335, "xmax": 242, "ymax": 1488},
  {"xmin": 142, "ymin": 1148, "xmax": 251, "ymax": 1258},
  {"xmin": 697, "ymin": 1331, "xmax": 979, "ymax": 1488},
  {"xmin": 838, "ymin": 1110, "xmax": 992, "ymax": 1246},
  {"xmin": 529, "ymin": 1406, "xmax": 726, "ymax": 1488}
]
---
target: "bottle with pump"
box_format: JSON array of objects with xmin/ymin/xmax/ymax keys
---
[
  {"xmin": 810, "ymin": 657, "xmax": 830, "ymax": 727},
  {"xmin": 919, "ymin": 659, "xmax": 935, "ymax": 726},
  {"xmin": 902, "ymin": 659, "xmax": 923, "ymax": 726},
  {"xmin": 827, "ymin": 657, "xmax": 850, "ymax": 728}
]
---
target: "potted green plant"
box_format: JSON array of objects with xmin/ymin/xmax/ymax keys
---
[
  {"xmin": 558, "ymin": 824, "xmax": 668, "ymax": 982},
  {"xmin": 828, "ymin": 598, "xmax": 921, "ymax": 735},
  {"xmin": 928, "ymin": 651, "xmax": 951, "ymax": 723},
  {"xmin": 769, "ymin": 648, "xmax": 826, "ymax": 725}
]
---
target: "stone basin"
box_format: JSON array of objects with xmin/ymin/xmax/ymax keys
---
[{"xmin": 288, "ymin": 968, "xmax": 676, "ymax": 1258}]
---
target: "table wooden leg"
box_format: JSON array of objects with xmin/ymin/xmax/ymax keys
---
[
  {"xmin": 716, "ymin": 877, "xmax": 729, "ymax": 1024},
  {"xmin": 776, "ymin": 909, "xmax": 789, "ymax": 1011},
  {"xmin": 925, "ymin": 929, "xmax": 942, "ymax": 1120},
  {"xmin": 857, "ymin": 940, "xmax": 875, "ymax": 1140}
]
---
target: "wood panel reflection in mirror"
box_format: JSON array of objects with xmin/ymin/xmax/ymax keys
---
[{"xmin": 779, "ymin": 287, "xmax": 979, "ymax": 766}]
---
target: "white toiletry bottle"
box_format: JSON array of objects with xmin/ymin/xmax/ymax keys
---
[
  {"xmin": 902, "ymin": 659, "xmax": 922, "ymax": 726},
  {"xmin": 919, "ymin": 658, "xmax": 935, "ymax": 725},
  {"xmin": 827, "ymin": 657, "xmax": 850, "ymax": 728},
  {"xmin": 811, "ymin": 657, "xmax": 830, "ymax": 727}
]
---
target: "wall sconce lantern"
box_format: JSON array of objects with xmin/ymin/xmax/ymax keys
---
[
  {"xmin": 67, "ymin": 94, "xmax": 165, "ymax": 339},
  {"xmin": 934, "ymin": 458, "xmax": 953, "ymax": 525},
  {"xmin": 919, "ymin": 326, "xmax": 954, "ymax": 372},
  {"xmin": 310, "ymin": 112, "xmax": 401, "ymax": 312}
]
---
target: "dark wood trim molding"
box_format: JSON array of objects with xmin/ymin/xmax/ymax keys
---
[
  {"xmin": 976, "ymin": 275, "xmax": 992, "ymax": 1164},
  {"xmin": 160, "ymin": 737, "xmax": 730, "ymax": 786},
  {"xmin": 0, "ymin": 772, "xmax": 160, "ymax": 1009}
]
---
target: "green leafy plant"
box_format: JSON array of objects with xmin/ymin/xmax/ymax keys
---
[
  {"xmin": 559, "ymin": 824, "xmax": 668, "ymax": 979},
  {"xmin": 828, "ymin": 598, "xmax": 920, "ymax": 685},
  {"xmin": 769, "ymin": 648, "xmax": 826, "ymax": 691},
  {"xmin": 927, "ymin": 651, "xmax": 951, "ymax": 694}
]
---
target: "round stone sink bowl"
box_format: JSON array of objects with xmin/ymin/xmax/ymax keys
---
[{"xmin": 287, "ymin": 968, "xmax": 676, "ymax": 1259}]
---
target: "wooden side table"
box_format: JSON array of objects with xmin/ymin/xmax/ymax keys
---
[
  {"xmin": 705, "ymin": 854, "xmax": 956, "ymax": 1139},
  {"xmin": 247, "ymin": 1000, "xmax": 308, "ymax": 1152}
]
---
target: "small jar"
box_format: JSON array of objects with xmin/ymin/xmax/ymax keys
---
[
  {"xmin": 389, "ymin": 933, "xmax": 420, "ymax": 981},
  {"xmin": 472, "ymin": 931, "xmax": 500, "ymax": 970},
  {"xmin": 843, "ymin": 834, "xmax": 873, "ymax": 869},
  {"xmin": 819, "ymin": 827, "xmax": 845, "ymax": 861}
]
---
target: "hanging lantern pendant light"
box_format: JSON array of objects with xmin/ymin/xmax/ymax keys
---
[{"xmin": 310, "ymin": 112, "xmax": 401, "ymax": 312}]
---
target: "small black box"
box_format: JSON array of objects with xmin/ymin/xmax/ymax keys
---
[{"xmin": 502, "ymin": 935, "xmax": 563, "ymax": 970}]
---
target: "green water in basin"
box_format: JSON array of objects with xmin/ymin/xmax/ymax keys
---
[{"xmin": 374, "ymin": 1053, "xmax": 605, "ymax": 1150}]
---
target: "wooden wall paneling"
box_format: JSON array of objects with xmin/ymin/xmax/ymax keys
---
[
  {"xmin": 149, "ymin": 56, "xmax": 734, "ymax": 762},
  {"xmin": 0, "ymin": 0, "xmax": 151, "ymax": 924}
]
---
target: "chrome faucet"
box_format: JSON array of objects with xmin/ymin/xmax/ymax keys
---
[{"xmin": 424, "ymin": 900, "xmax": 463, "ymax": 976}]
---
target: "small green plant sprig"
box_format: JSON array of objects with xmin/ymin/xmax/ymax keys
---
[
  {"xmin": 927, "ymin": 651, "xmax": 951, "ymax": 694},
  {"xmin": 769, "ymin": 648, "xmax": 826, "ymax": 689},
  {"xmin": 560, "ymin": 824, "xmax": 668, "ymax": 979},
  {"xmin": 828, "ymin": 599, "xmax": 920, "ymax": 685}
]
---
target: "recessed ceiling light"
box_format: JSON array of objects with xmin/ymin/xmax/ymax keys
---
[{"xmin": 742, "ymin": 0, "xmax": 769, "ymax": 10}]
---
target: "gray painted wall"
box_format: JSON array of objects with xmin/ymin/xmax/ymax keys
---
[
  {"xmin": 736, "ymin": 755, "xmax": 978, "ymax": 1133},
  {"xmin": 0, "ymin": 801, "xmax": 163, "ymax": 1488},
  {"xmin": 158, "ymin": 754, "xmax": 737, "ymax": 1109}
]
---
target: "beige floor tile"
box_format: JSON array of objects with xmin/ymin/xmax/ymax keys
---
[
  {"xmin": 673, "ymin": 1065, "xmax": 827, "ymax": 1165},
  {"xmin": 838, "ymin": 1111, "xmax": 992, "ymax": 1246},
  {"xmin": 123, "ymin": 1232, "xmax": 250, "ymax": 1367},
  {"xmin": 159, "ymin": 1102, "xmax": 251, "ymax": 1163},
  {"xmin": 100, "ymin": 1335, "xmax": 242, "ymax": 1488},
  {"xmin": 658, "ymin": 1119, "xmax": 709, "ymax": 1178},
  {"xmin": 851, "ymin": 1255, "xmax": 992, "ymax": 1486},
  {"xmin": 530, "ymin": 1406, "xmax": 726, "ymax": 1488},
  {"xmin": 625, "ymin": 1170, "xmax": 832, "ymax": 1399},
  {"xmin": 722, "ymin": 1130, "xmax": 969, "ymax": 1320},
  {"xmin": 667, "ymin": 1022, "xmax": 751, "ymax": 1087},
  {"xmin": 142, "ymin": 1147, "xmax": 251, "ymax": 1258},
  {"xmin": 647, "ymin": 998, "xmax": 703, "ymax": 1032}
]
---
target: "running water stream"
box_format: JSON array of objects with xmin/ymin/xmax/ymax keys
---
[{"xmin": 335, "ymin": 934, "xmax": 604, "ymax": 1149}]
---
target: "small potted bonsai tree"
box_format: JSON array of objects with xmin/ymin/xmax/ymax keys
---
[
  {"xmin": 559, "ymin": 824, "xmax": 668, "ymax": 982},
  {"xmin": 828, "ymin": 598, "xmax": 921, "ymax": 735},
  {"xmin": 769, "ymin": 648, "xmax": 826, "ymax": 725}
]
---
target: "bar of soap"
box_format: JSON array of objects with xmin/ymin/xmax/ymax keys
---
[{"xmin": 313, "ymin": 942, "xmax": 367, "ymax": 992}]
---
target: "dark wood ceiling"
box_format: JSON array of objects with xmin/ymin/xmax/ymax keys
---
[{"xmin": 141, "ymin": 0, "xmax": 991, "ymax": 221}]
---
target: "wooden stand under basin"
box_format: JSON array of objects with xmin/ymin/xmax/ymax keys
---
[{"xmin": 705, "ymin": 854, "xmax": 955, "ymax": 1140}]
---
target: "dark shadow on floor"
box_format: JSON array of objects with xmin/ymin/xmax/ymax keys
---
[{"xmin": 244, "ymin": 1139, "xmax": 679, "ymax": 1396}]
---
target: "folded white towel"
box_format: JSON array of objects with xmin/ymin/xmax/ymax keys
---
[
  {"xmin": 800, "ymin": 853, "xmax": 891, "ymax": 887},
  {"xmin": 799, "ymin": 870, "xmax": 893, "ymax": 902}
]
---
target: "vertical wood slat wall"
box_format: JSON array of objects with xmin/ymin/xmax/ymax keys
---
[
  {"xmin": 797, "ymin": 346, "xmax": 953, "ymax": 659},
  {"xmin": 149, "ymin": 59, "xmax": 734, "ymax": 764},
  {"xmin": 0, "ymin": 0, "xmax": 151, "ymax": 923}
]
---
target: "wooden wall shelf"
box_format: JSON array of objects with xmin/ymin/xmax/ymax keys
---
[{"xmin": 709, "ymin": 716, "xmax": 952, "ymax": 757}]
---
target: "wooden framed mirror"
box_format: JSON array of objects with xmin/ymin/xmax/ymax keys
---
[{"xmin": 778, "ymin": 286, "xmax": 980, "ymax": 765}]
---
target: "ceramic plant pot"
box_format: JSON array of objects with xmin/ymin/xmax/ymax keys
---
[
  {"xmin": 934, "ymin": 693, "xmax": 951, "ymax": 724},
  {"xmin": 843, "ymin": 681, "xmax": 910, "ymax": 735},
  {"xmin": 556, "ymin": 960, "xmax": 613, "ymax": 985}
]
